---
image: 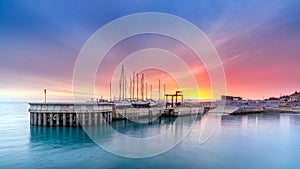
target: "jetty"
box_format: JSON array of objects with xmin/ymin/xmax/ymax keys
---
[{"xmin": 28, "ymin": 101, "xmax": 204, "ymax": 126}]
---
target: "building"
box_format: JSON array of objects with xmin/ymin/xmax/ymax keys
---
[
  {"xmin": 290, "ymin": 91, "xmax": 300, "ymax": 102},
  {"xmin": 267, "ymin": 100, "xmax": 280, "ymax": 108},
  {"xmin": 221, "ymin": 95, "xmax": 242, "ymax": 107},
  {"xmin": 221, "ymin": 95, "xmax": 242, "ymax": 101}
]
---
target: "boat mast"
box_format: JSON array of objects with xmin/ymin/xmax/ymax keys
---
[
  {"xmin": 124, "ymin": 72, "xmax": 127, "ymax": 100},
  {"xmin": 159, "ymin": 79, "xmax": 161, "ymax": 101},
  {"xmin": 137, "ymin": 73, "xmax": 139, "ymax": 100},
  {"xmin": 129, "ymin": 77, "xmax": 132, "ymax": 100},
  {"xmin": 141, "ymin": 73, "xmax": 144, "ymax": 101},
  {"xmin": 164, "ymin": 83, "xmax": 166, "ymax": 98},
  {"xmin": 133, "ymin": 71, "xmax": 135, "ymax": 100},
  {"xmin": 110, "ymin": 82, "xmax": 112, "ymax": 101},
  {"xmin": 146, "ymin": 82, "xmax": 148, "ymax": 100},
  {"xmin": 150, "ymin": 84, "xmax": 152, "ymax": 100}
]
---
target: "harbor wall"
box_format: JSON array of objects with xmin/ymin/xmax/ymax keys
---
[
  {"xmin": 29, "ymin": 102, "xmax": 204, "ymax": 126},
  {"xmin": 29, "ymin": 103, "xmax": 114, "ymax": 126}
]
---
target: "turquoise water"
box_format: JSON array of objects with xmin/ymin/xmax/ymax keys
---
[{"xmin": 1, "ymin": 102, "xmax": 300, "ymax": 169}]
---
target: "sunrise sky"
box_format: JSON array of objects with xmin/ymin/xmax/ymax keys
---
[{"xmin": 1, "ymin": 0, "xmax": 300, "ymax": 101}]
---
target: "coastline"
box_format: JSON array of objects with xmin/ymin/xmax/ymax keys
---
[{"xmin": 230, "ymin": 107, "xmax": 300, "ymax": 115}]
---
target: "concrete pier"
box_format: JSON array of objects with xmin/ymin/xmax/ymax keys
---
[
  {"xmin": 63, "ymin": 113, "xmax": 66, "ymax": 126},
  {"xmin": 33, "ymin": 113, "xmax": 37, "ymax": 125},
  {"xmin": 29, "ymin": 102, "xmax": 114, "ymax": 127},
  {"xmin": 43, "ymin": 113, "xmax": 47, "ymax": 126},
  {"xmin": 38, "ymin": 113, "xmax": 42, "ymax": 125},
  {"xmin": 82, "ymin": 113, "xmax": 86, "ymax": 126},
  {"xmin": 56, "ymin": 113, "xmax": 59, "ymax": 126},
  {"xmin": 30, "ymin": 113, "xmax": 33, "ymax": 125},
  {"xmin": 94, "ymin": 113, "xmax": 98, "ymax": 125},
  {"xmin": 70, "ymin": 114, "xmax": 73, "ymax": 126},
  {"xmin": 76, "ymin": 114, "xmax": 80, "ymax": 126},
  {"xmin": 29, "ymin": 102, "xmax": 205, "ymax": 127},
  {"xmin": 49, "ymin": 113, "xmax": 53, "ymax": 126},
  {"xmin": 88, "ymin": 113, "xmax": 92, "ymax": 126}
]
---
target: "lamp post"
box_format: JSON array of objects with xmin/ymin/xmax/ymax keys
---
[{"xmin": 44, "ymin": 89, "xmax": 47, "ymax": 103}]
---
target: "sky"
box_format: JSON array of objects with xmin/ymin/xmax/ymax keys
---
[{"xmin": 1, "ymin": 0, "xmax": 300, "ymax": 101}]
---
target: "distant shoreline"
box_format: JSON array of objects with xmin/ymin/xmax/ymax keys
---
[{"xmin": 230, "ymin": 107, "xmax": 300, "ymax": 115}]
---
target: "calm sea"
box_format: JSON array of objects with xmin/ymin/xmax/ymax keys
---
[{"xmin": 1, "ymin": 102, "xmax": 300, "ymax": 169}]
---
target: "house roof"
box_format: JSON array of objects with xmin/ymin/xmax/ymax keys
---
[{"xmin": 290, "ymin": 91, "xmax": 300, "ymax": 97}]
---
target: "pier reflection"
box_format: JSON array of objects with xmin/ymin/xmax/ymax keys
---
[
  {"xmin": 30, "ymin": 126, "xmax": 92, "ymax": 147},
  {"xmin": 220, "ymin": 113, "xmax": 282, "ymax": 129},
  {"xmin": 83, "ymin": 115, "xmax": 199, "ymax": 157},
  {"xmin": 30, "ymin": 115, "xmax": 200, "ymax": 148},
  {"xmin": 85, "ymin": 115, "xmax": 198, "ymax": 139}
]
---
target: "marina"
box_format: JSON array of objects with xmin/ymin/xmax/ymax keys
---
[
  {"xmin": 28, "ymin": 92, "xmax": 300, "ymax": 126},
  {"xmin": 28, "ymin": 99, "xmax": 300, "ymax": 127},
  {"xmin": 28, "ymin": 68, "xmax": 300, "ymax": 126},
  {"xmin": 2, "ymin": 1, "xmax": 300, "ymax": 168},
  {"xmin": 28, "ymin": 66, "xmax": 205, "ymax": 127}
]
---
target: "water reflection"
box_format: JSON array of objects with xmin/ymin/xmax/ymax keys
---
[
  {"xmin": 83, "ymin": 115, "xmax": 198, "ymax": 158},
  {"xmin": 110, "ymin": 117, "xmax": 178, "ymax": 138},
  {"xmin": 220, "ymin": 113, "xmax": 282, "ymax": 128},
  {"xmin": 30, "ymin": 126, "xmax": 92, "ymax": 147},
  {"xmin": 30, "ymin": 113, "xmax": 300, "ymax": 151},
  {"xmin": 198, "ymin": 113, "xmax": 221, "ymax": 144},
  {"xmin": 24, "ymin": 112, "xmax": 300, "ymax": 168},
  {"xmin": 30, "ymin": 116, "xmax": 200, "ymax": 147}
]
